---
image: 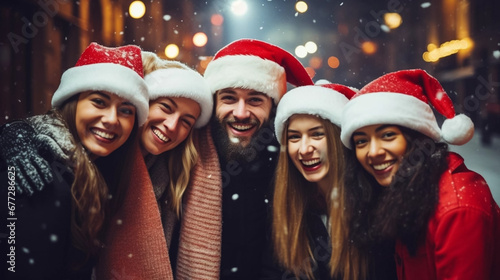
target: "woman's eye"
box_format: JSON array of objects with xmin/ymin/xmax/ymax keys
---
[
  {"xmin": 182, "ymin": 118, "xmax": 193, "ymax": 128},
  {"xmin": 312, "ymin": 132, "xmax": 325, "ymax": 137},
  {"xmin": 287, "ymin": 134, "xmax": 300, "ymax": 141},
  {"xmin": 382, "ymin": 131, "xmax": 396, "ymax": 138},
  {"xmin": 353, "ymin": 138, "xmax": 367, "ymax": 146},
  {"xmin": 92, "ymin": 98, "xmax": 105, "ymax": 106},
  {"xmin": 120, "ymin": 107, "xmax": 135, "ymax": 116},
  {"xmin": 160, "ymin": 103, "xmax": 172, "ymax": 113}
]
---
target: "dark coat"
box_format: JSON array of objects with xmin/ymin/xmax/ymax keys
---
[
  {"xmin": 260, "ymin": 210, "xmax": 335, "ymax": 280},
  {"xmin": 1, "ymin": 115, "xmax": 93, "ymax": 280},
  {"xmin": 215, "ymin": 126, "xmax": 280, "ymax": 280}
]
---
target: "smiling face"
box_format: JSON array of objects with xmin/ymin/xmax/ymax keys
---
[
  {"xmin": 75, "ymin": 91, "xmax": 136, "ymax": 158},
  {"xmin": 352, "ymin": 124, "xmax": 408, "ymax": 187},
  {"xmin": 287, "ymin": 114, "xmax": 330, "ymax": 187},
  {"xmin": 140, "ymin": 96, "xmax": 201, "ymax": 156},
  {"xmin": 215, "ymin": 88, "xmax": 273, "ymax": 148}
]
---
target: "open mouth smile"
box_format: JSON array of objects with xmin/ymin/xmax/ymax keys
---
[
  {"xmin": 152, "ymin": 127, "xmax": 170, "ymax": 143},
  {"xmin": 229, "ymin": 123, "xmax": 255, "ymax": 132},
  {"xmin": 300, "ymin": 158, "xmax": 322, "ymax": 171},
  {"xmin": 301, "ymin": 158, "xmax": 320, "ymax": 167},
  {"xmin": 91, "ymin": 128, "xmax": 116, "ymax": 141},
  {"xmin": 372, "ymin": 160, "xmax": 395, "ymax": 171}
]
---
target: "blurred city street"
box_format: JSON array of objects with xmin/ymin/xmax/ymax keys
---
[{"xmin": 450, "ymin": 131, "xmax": 500, "ymax": 204}]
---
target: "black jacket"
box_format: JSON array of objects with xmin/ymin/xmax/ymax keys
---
[
  {"xmin": 260, "ymin": 210, "xmax": 335, "ymax": 280},
  {"xmin": 1, "ymin": 115, "xmax": 93, "ymax": 280},
  {"xmin": 215, "ymin": 126, "xmax": 280, "ymax": 280}
]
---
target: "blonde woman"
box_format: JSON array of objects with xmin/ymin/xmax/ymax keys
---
[{"xmin": 96, "ymin": 52, "xmax": 213, "ymax": 279}]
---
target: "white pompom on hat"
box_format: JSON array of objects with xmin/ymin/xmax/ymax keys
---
[
  {"xmin": 274, "ymin": 83, "xmax": 357, "ymax": 145},
  {"xmin": 204, "ymin": 38, "xmax": 314, "ymax": 103},
  {"xmin": 340, "ymin": 69, "xmax": 474, "ymax": 149},
  {"xmin": 145, "ymin": 66, "xmax": 213, "ymax": 128},
  {"xmin": 52, "ymin": 42, "xmax": 149, "ymax": 126}
]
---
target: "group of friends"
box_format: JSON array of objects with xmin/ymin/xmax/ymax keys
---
[{"xmin": 1, "ymin": 39, "xmax": 499, "ymax": 280}]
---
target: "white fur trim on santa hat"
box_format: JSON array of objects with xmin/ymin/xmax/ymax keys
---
[
  {"xmin": 52, "ymin": 63, "xmax": 149, "ymax": 126},
  {"xmin": 274, "ymin": 85, "xmax": 349, "ymax": 145},
  {"xmin": 441, "ymin": 114, "xmax": 474, "ymax": 145},
  {"xmin": 341, "ymin": 92, "xmax": 441, "ymax": 149},
  {"xmin": 145, "ymin": 68, "xmax": 213, "ymax": 128},
  {"xmin": 204, "ymin": 55, "xmax": 286, "ymax": 103}
]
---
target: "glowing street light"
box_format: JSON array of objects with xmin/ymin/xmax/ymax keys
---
[
  {"xmin": 129, "ymin": 1, "xmax": 146, "ymax": 19},
  {"xmin": 231, "ymin": 0, "xmax": 248, "ymax": 16}
]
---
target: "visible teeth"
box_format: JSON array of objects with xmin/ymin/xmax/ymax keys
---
[
  {"xmin": 231, "ymin": 124, "xmax": 253, "ymax": 131},
  {"xmin": 373, "ymin": 162, "xmax": 393, "ymax": 170},
  {"xmin": 153, "ymin": 128, "xmax": 170, "ymax": 142},
  {"xmin": 302, "ymin": 159, "xmax": 320, "ymax": 166},
  {"xmin": 92, "ymin": 129, "xmax": 114, "ymax": 140}
]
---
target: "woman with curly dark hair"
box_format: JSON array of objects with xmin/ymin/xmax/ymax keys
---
[{"xmin": 340, "ymin": 69, "xmax": 500, "ymax": 280}]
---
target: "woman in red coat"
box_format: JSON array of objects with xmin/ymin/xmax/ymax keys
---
[{"xmin": 340, "ymin": 69, "xmax": 500, "ymax": 280}]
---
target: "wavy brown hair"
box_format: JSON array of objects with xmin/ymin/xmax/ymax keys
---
[
  {"xmin": 56, "ymin": 94, "xmax": 138, "ymax": 259},
  {"xmin": 272, "ymin": 116, "xmax": 366, "ymax": 280}
]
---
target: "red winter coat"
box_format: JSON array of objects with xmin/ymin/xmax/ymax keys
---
[{"xmin": 395, "ymin": 152, "xmax": 500, "ymax": 280}]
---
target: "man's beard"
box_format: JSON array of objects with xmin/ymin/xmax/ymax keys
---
[{"xmin": 211, "ymin": 115, "xmax": 273, "ymax": 163}]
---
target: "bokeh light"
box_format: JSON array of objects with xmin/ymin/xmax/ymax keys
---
[
  {"xmin": 165, "ymin": 44, "xmax": 179, "ymax": 59},
  {"xmin": 295, "ymin": 45, "xmax": 308, "ymax": 58},
  {"xmin": 231, "ymin": 0, "xmax": 248, "ymax": 16},
  {"xmin": 129, "ymin": 1, "xmax": 146, "ymax": 19},
  {"xmin": 384, "ymin": 13, "xmax": 402, "ymax": 29},
  {"xmin": 309, "ymin": 56, "xmax": 322, "ymax": 69},
  {"xmin": 193, "ymin": 32, "xmax": 208, "ymax": 47},
  {"xmin": 211, "ymin": 14, "xmax": 224, "ymax": 26},
  {"xmin": 305, "ymin": 41, "xmax": 318, "ymax": 54},
  {"xmin": 295, "ymin": 1, "xmax": 308, "ymax": 13},
  {"xmin": 361, "ymin": 41, "xmax": 377, "ymax": 55},
  {"xmin": 327, "ymin": 56, "xmax": 340, "ymax": 68}
]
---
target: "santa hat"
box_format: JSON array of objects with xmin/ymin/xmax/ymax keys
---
[
  {"xmin": 204, "ymin": 38, "xmax": 314, "ymax": 103},
  {"xmin": 52, "ymin": 42, "xmax": 149, "ymax": 125},
  {"xmin": 274, "ymin": 83, "xmax": 357, "ymax": 145},
  {"xmin": 340, "ymin": 69, "xmax": 474, "ymax": 149},
  {"xmin": 145, "ymin": 64, "xmax": 213, "ymax": 128}
]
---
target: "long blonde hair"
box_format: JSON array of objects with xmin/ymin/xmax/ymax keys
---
[
  {"xmin": 272, "ymin": 117, "xmax": 367, "ymax": 280},
  {"xmin": 141, "ymin": 51, "xmax": 199, "ymax": 217}
]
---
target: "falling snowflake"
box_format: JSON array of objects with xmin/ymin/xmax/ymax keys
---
[
  {"xmin": 421, "ymin": 2, "xmax": 431, "ymax": 8},
  {"xmin": 50, "ymin": 234, "xmax": 58, "ymax": 242}
]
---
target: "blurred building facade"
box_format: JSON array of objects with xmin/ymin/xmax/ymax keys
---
[{"xmin": 1, "ymin": 0, "xmax": 499, "ymax": 138}]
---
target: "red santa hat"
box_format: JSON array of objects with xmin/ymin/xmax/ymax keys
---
[
  {"xmin": 274, "ymin": 83, "xmax": 357, "ymax": 145},
  {"xmin": 145, "ymin": 62, "xmax": 213, "ymax": 128},
  {"xmin": 340, "ymin": 69, "xmax": 474, "ymax": 149},
  {"xmin": 203, "ymin": 38, "xmax": 314, "ymax": 103},
  {"xmin": 52, "ymin": 42, "xmax": 149, "ymax": 125}
]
